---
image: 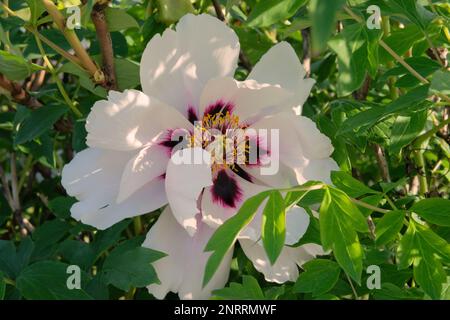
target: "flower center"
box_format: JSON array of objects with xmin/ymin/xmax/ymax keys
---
[{"xmin": 188, "ymin": 111, "xmax": 250, "ymax": 176}]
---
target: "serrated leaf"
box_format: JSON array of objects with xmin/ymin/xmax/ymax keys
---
[
  {"xmin": 293, "ymin": 259, "xmax": 341, "ymax": 296},
  {"xmin": 16, "ymin": 261, "xmax": 92, "ymax": 300},
  {"xmin": 213, "ymin": 275, "xmax": 265, "ymax": 300},
  {"xmin": 102, "ymin": 246, "xmax": 165, "ymax": 291},
  {"xmin": 14, "ymin": 104, "xmax": 68, "ymax": 146}
]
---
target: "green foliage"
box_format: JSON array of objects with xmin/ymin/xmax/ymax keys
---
[{"xmin": 293, "ymin": 259, "xmax": 341, "ymax": 296}]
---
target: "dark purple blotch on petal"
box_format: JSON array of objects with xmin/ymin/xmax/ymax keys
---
[
  {"xmin": 187, "ymin": 106, "xmax": 198, "ymax": 124},
  {"xmin": 212, "ymin": 170, "xmax": 242, "ymax": 208},
  {"xmin": 204, "ymin": 100, "xmax": 234, "ymax": 118}
]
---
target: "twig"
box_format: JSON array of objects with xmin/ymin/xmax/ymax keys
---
[
  {"xmin": 301, "ymin": 28, "xmax": 311, "ymax": 77},
  {"xmin": 211, "ymin": 0, "xmax": 252, "ymax": 71},
  {"xmin": 373, "ymin": 143, "xmax": 391, "ymax": 182},
  {"xmin": 41, "ymin": 0, "xmax": 104, "ymax": 84},
  {"xmin": 33, "ymin": 32, "xmax": 83, "ymax": 117},
  {"xmin": 343, "ymin": 5, "xmax": 450, "ymax": 104},
  {"xmin": 345, "ymin": 273, "xmax": 359, "ymax": 300},
  {"xmin": 91, "ymin": 1, "xmax": 117, "ymax": 90},
  {"xmin": 0, "ymin": 73, "xmax": 42, "ymax": 108}
]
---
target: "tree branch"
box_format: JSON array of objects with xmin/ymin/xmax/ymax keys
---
[
  {"xmin": 91, "ymin": 1, "xmax": 118, "ymax": 90},
  {"xmin": 211, "ymin": 0, "xmax": 252, "ymax": 71},
  {"xmin": 0, "ymin": 73, "xmax": 42, "ymax": 108}
]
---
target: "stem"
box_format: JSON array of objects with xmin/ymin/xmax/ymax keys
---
[
  {"xmin": 373, "ymin": 144, "xmax": 391, "ymax": 182},
  {"xmin": 133, "ymin": 216, "xmax": 143, "ymax": 235},
  {"xmin": 211, "ymin": 0, "xmax": 252, "ymax": 71},
  {"xmin": 345, "ymin": 273, "xmax": 359, "ymax": 300},
  {"xmin": 91, "ymin": 1, "xmax": 117, "ymax": 90},
  {"xmin": 34, "ymin": 32, "xmax": 83, "ymax": 117},
  {"xmin": 344, "ymin": 6, "xmax": 450, "ymax": 105},
  {"xmin": 26, "ymin": 27, "xmax": 82, "ymax": 66},
  {"xmin": 41, "ymin": 0, "xmax": 104, "ymax": 83},
  {"xmin": 351, "ymin": 198, "xmax": 390, "ymax": 214},
  {"xmin": 381, "ymin": 16, "xmax": 399, "ymax": 100}
]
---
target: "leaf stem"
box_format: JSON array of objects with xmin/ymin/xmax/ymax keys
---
[{"xmin": 33, "ymin": 32, "xmax": 82, "ymax": 117}]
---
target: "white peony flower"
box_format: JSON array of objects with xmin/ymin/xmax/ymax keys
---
[{"xmin": 61, "ymin": 14, "xmax": 338, "ymax": 300}]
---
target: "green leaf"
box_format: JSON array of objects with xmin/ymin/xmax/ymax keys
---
[
  {"xmin": 212, "ymin": 276, "xmax": 265, "ymax": 300},
  {"xmin": 203, "ymin": 191, "xmax": 271, "ymax": 287},
  {"xmin": 387, "ymin": 0, "xmax": 434, "ymax": 31},
  {"xmin": 411, "ymin": 198, "xmax": 450, "ymax": 227},
  {"xmin": 156, "ymin": 0, "xmax": 195, "ymax": 24},
  {"xmin": 31, "ymin": 220, "xmax": 72, "ymax": 260},
  {"xmin": 48, "ymin": 196, "xmax": 76, "ymax": 219},
  {"xmin": 14, "ymin": 104, "xmax": 68, "ymax": 146},
  {"xmin": 338, "ymin": 85, "xmax": 430, "ymax": 135},
  {"xmin": 328, "ymin": 23, "xmax": 368, "ymax": 97},
  {"xmin": 0, "ymin": 271, "xmax": 5, "ymax": 300},
  {"xmin": 16, "ymin": 261, "xmax": 92, "ymax": 300},
  {"xmin": 331, "ymin": 171, "xmax": 378, "ymax": 198},
  {"xmin": 375, "ymin": 211, "xmax": 406, "ymax": 246},
  {"xmin": 319, "ymin": 186, "xmax": 367, "ymax": 283},
  {"xmin": 0, "ymin": 50, "xmax": 40, "ymax": 81},
  {"xmin": 246, "ymin": 0, "xmax": 307, "ymax": 28},
  {"xmin": 25, "ymin": 0, "xmax": 45, "ymax": 25},
  {"xmin": 379, "ymin": 25, "xmax": 424, "ymax": 64},
  {"xmin": 310, "ymin": 0, "xmax": 346, "ymax": 51},
  {"xmin": 293, "ymin": 259, "xmax": 341, "ymax": 296},
  {"xmin": 102, "ymin": 246, "xmax": 165, "ymax": 291},
  {"xmin": 0, "ymin": 238, "xmax": 34, "ymax": 279},
  {"xmin": 429, "ymin": 70, "xmax": 450, "ymax": 96},
  {"xmin": 389, "ymin": 110, "xmax": 427, "ymax": 154},
  {"xmin": 397, "ymin": 221, "xmax": 450, "ymax": 299},
  {"xmin": 261, "ymin": 190, "xmax": 286, "ymax": 265},
  {"xmin": 105, "ymin": 7, "xmax": 139, "ymax": 32},
  {"xmin": 114, "ymin": 58, "xmax": 140, "ymax": 90}
]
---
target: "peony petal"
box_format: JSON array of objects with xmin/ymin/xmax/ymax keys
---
[
  {"xmin": 117, "ymin": 144, "xmax": 169, "ymax": 203},
  {"xmin": 62, "ymin": 147, "xmax": 167, "ymax": 229},
  {"xmin": 140, "ymin": 14, "xmax": 240, "ymax": 117},
  {"xmin": 74, "ymin": 178, "xmax": 167, "ymax": 229},
  {"xmin": 251, "ymin": 112, "xmax": 337, "ymax": 184},
  {"xmin": 248, "ymin": 41, "xmax": 315, "ymax": 115},
  {"xmin": 239, "ymin": 240, "xmax": 324, "ymax": 283},
  {"xmin": 285, "ymin": 206, "xmax": 310, "ymax": 246},
  {"xmin": 199, "ymin": 77, "xmax": 293, "ymax": 122},
  {"xmin": 86, "ymin": 90, "xmax": 191, "ymax": 151},
  {"xmin": 165, "ymin": 147, "xmax": 213, "ymax": 235},
  {"xmin": 143, "ymin": 207, "xmax": 233, "ymax": 300}
]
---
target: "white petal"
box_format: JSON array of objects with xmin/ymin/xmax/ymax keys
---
[
  {"xmin": 74, "ymin": 178, "xmax": 167, "ymax": 229},
  {"xmin": 140, "ymin": 14, "xmax": 240, "ymax": 116},
  {"xmin": 239, "ymin": 240, "xmax": 324, "ymax": 283},
  {"xmin": 199, "ymin": 77, "xmax": 292, "ymax": 122},
  {"xmin": 143, "ymin": 207, "xmax": 233, "ymax": 300},
  {"xmin": 248, "ymin": 42, "xmax": 315, "ymax": 114},
  {"xmin": 62, "ymin": 147, "xmax": 167, "ymax": 229},
  {"xmin": 285, "ymin": 206, "xmax": 310, "ymax": 246},
  {"xmin": 165, "ymin": 147, "xmax": 213, "ymax": 236},
  {"xmin": 86, "ymin": 90, "xmax": 191, "ymax": 151},
  {"xmin": 117, "ymin": 144, "xmax": 169, "ymax": 203}
]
